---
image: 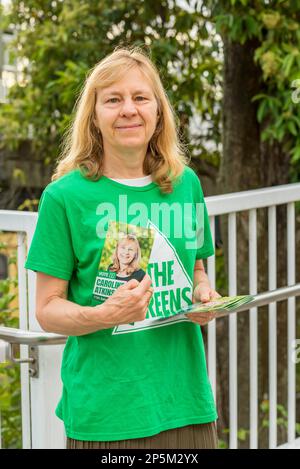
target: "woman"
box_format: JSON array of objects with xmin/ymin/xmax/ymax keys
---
[
  {"xmin": 108, "ymin": 234, "xmax": 146, "ymax": 282},
  {"xmin": 25, "ymin": 46, "xmax": 221, "ymax": 449}
]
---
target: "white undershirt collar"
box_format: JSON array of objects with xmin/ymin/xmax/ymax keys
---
[{"xmin": 109, "ymin": 175, "xmax": 153, "ymax": 187}]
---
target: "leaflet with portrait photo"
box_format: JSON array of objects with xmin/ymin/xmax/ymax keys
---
[{"xmin": 92, "ymin": 220, "xmax": 155, "ymax": 304}]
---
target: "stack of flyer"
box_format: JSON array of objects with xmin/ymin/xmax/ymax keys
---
[
  {"xmin": 143, "ymin": 295, "xmax": 256, "ymax": 325},
  {"xmin": 180, "ymin": 295, "xmax": 255, "ymax": 315}
]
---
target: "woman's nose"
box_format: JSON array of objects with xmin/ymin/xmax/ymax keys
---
[{"xmin": 120, "ymin": 99, "xmax": 138, "ymax": 116}]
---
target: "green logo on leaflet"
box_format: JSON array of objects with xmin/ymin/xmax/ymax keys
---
[{"xmin": 146, "ymin": 260, "xmax": 192, "ymax": 317}]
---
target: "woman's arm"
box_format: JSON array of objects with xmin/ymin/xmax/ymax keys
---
[
  {"xmin": 36, "ymin": 272, "xmax": 108, "ymax": 336},
  {"xmin": 35, "ymin": 271, "xmax": 153, "ymax": 336}
]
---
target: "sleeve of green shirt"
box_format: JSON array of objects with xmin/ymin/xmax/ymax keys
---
[
  {"xmin": 24, "ymin": 189, "xmax": 76, "ymax": 280},
  {"xmin": 193, "ymin": 173, "xmax": 215, "ymax": 260}
]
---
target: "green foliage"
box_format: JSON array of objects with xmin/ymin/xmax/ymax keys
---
[
  {"xmin": 0, "ymin": 358, "xmax": 21, "ymax": 449},
  {"xmin": 0, "ymin": 0, "xmax": 222, "ymax": 173},
  {"xmin": 2, "ymin": 1, "xmax": 299, "ymax": 185},
  {"xmin": 259, "ymin": 399, "xmax": 297, "ymax": 434},
  {"xmin": 218, "ymin": 426, "xmax": 250, "ymax": 449},
  {"xmin": 252, "ymin": 31, "xmax": 300, "ymax": 164},
  {"xmin": 0, "ymin": 238, "xmax": 22, "ymax": 449},
  {"xmin": 208, "ymin": 0, "xmax": 300, "ymax": 178},
  {"xmin": 218, "ymin": 400, "xmax": 300, "ymax": 449}
]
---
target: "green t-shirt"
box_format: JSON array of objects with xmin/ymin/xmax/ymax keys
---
[{"xmin": 24, "ymin": 165, "xmax": 218, "ymax": 441}]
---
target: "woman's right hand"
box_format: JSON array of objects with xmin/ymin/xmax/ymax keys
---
[{"xmin": 94, "ymin": 274, "xmax": 153, "ymax": 327}]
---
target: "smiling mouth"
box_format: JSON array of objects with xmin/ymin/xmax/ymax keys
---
[{"xmin": 116, "ymin": 124, "xmax": 143, "ymax": 129}]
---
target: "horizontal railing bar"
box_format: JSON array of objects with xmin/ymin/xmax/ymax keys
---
[
  {"xmin": 0, "ymin": 326, "xmax": 67, "ymax": 345},
  {"xmin": 0, "ymin": 210, "xmax": 37, "ymax": 232},
  {"xmin": 0, "ymin": 283, "xmax": 299, "ymax": 346},
  {"xmin": 206, "ymin": 183, "xmax": 300, "ymax": 216}
]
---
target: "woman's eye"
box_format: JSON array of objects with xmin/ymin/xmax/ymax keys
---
[{"xmin": 107, "ymin": 96, "xmax": 146, "ymax": 103}]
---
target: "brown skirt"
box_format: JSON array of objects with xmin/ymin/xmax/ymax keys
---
[{"xmin": 66, "ymin": 421, "xmax": 218, "ymax": 449}]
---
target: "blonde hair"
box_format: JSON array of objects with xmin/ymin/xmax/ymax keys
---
[
  {"xmin": 109, "ymin": 234, "xmax": 141, "ymax": 275},
  {"xmin": 52, "ymin": 45, "xmax": 190, "ymax": 193}
]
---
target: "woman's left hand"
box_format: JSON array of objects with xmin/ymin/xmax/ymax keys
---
[{"xmin": 185, "ymin": 282, "xmax": 222, "ymax": 326}]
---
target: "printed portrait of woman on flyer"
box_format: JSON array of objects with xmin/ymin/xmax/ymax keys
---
[{"xmin": 108, "ymin": 233, "xmax": 146, "ymax": 282}]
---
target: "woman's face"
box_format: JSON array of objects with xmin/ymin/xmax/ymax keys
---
[
  {"xmin": 117, "ymin": 241, "xmax": 137, "ymax": 265},
  {"xmin": 94, "ymin": 67, "xmax": 159, "ymax": 153}
]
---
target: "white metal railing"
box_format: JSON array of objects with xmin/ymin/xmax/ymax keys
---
[
  {"xmin": 0, "ymin": 182, "xmax": 299, "ymax": 449},
  {"xmin": 206, "ymin": 182, "xmax": 300, "ymax": 449}
]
